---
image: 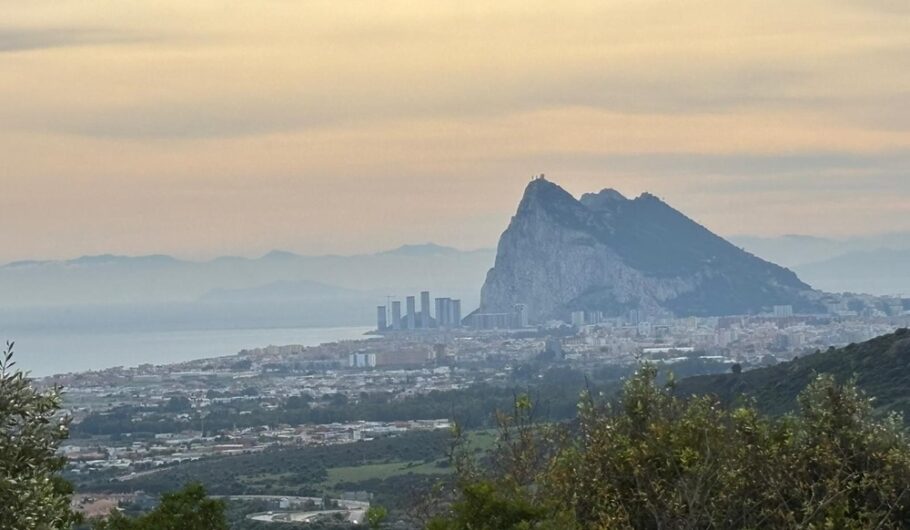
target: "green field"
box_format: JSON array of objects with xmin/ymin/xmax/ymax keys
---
[
  {"xmin": 463, "ymin": 429, "xmax": 497, "ymax": 451},
  {"xmin": 320, "ymin": 430, "xmax": 497, "ymax": 492},
  {"xmin": 324, "ymin": 459, "xmax": 449, "ymax": 486}
]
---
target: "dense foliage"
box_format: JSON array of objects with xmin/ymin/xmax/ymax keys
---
[
  {"xmin": 0, "ymin": 342, "xmax": 80, "ymax": 530},
  {"xmin": 431, "ymin": 364, "xmax": 910, "ymax": 529},
  {"xmin": 678, "ymin": 328, "xmax": 910, "ymax": 416},
  {"xmin": 92, "ymin": 483, "xmax": 227, "ymax": 530}
]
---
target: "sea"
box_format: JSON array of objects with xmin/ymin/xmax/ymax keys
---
[{"xmin": 3, "ymin": 326, "xmax": 373, "ymax": 377}]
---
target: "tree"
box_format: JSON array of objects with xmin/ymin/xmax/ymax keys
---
[
  {"xmin": 0, "ymin": 342, "xmax": 80, "ymax": 530},
  {"xmin": 94, "ymin": 483, "xmax": 227, "ymax": 530},
  {"xmin": 431, "ymin": 364, "xmax": 910, "ymax": 529},
  {"xmin": 366, "ymin": 504, "xmax": 388, "ymax": 529},
  {"xmin": 163, "ymin": 395, "xmax": 192, "ymax": 413},
  {"xmin": 427, "ymin": 482, "xmax": 558, "ymax": 530}
]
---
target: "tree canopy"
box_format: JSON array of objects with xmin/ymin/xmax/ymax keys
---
[
  {"xmin": 0, "ymin": 342, "xmax": 80, "ymax": 530},
  {"xmin": 431, "ymin": 364, "xmax": 910, "ymax": 529},
  {"xmin": 93, "ymin": 483, "xmax": 227, "ymax": 530}
]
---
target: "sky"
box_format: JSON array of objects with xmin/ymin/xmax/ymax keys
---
[{"xmin": 1, "ymin": 0, "xmax": 909, "ymax": 262}]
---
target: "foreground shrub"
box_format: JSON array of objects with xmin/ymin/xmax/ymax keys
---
[
  {"xmin": 0, "ymin": 342, "xmax": 80, "ymax": 530},
  {"xmin": 432, "ymin": 365, "xmax": 910, "ymax": 529}
]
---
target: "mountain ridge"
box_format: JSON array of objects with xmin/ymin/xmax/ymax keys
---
[
  {"xmin": 480, "ymin": 177, "xmax": 819, "ymax": 322},
  {"xmin": 0, "ymin": 244, "xmax": 493, "ymax": 269},
  {"xmin": 0, "ymin": 243, "xmax": 495, "ymax": 311},
  {"xmin": 794, "ymin": 248, "xmax": 910, "ymax": 296}
]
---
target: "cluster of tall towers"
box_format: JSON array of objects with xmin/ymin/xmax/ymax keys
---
[{"xmin": 376, "ymin": 291, "xmax": 462, "ymax": 331}]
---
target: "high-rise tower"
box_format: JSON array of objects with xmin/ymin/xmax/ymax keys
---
[
  {"xmin": 451, "ymin": 299, "xmax": 462, "ymax": 327},
  {"xmin": 420, "ymin": 291, "xmax": 431, "ymax": 328},
  {"xmin": 406, "ymin": 296, "xmax": 416, "ymax": 329},
  {"xmin": 435, "ymin": 297, "xmax": 447, "ymax": 328},
  {"xmin": 391, "ymin": 301, "xmax": 402, "ymax": 330}
]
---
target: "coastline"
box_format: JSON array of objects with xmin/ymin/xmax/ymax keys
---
[{"xmin": 8, "ymin": 325, "xmax": 373, "ymax": 378}]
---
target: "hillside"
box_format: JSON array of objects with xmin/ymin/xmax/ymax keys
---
[{"xmin": 677, "ymin": 328, "xmax": 910, "ymax": 416}]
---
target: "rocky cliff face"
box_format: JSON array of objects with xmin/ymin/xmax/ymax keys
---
[{"xmin": 479, "ymin": 177, "xmax": 818, "ymax": 322}]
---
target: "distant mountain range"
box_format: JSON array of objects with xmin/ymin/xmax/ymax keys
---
[
  {"xmin": 0, "ymin": 243, "xmax": 493, "ymax": 307},
  {"xmin": 2, "ymin": 212, "xmax": 907, "ymax": 335},
  {"xmin": 793, "ymin": 249, "xmax": 910, "ymax": 296},
  {"xmin": 479, "ymin": 177, "xmax": 823, "ymax": 322},
  {"xmin": 0, "ymin": 244, "xmax": 495, "ymax": 333},
  {"xmin": 730, "ymin": 233, "xmax": 910, "ymax": 268},
  {"xmin": 677, "ymin": 328, "xmax": 910, "ymax": 417},
  {"xmin": 731, "ymin": 234, "xmax": 910, "ymax": 295}
]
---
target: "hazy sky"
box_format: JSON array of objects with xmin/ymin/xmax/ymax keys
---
[{"xmin": 2, "ymin": 0, "xmax": 909, "ymax": 262}]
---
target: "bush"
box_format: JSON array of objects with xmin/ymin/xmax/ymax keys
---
[{"xmin": 432, "ymin": 364, "xmax": 910, "ymax": 529}]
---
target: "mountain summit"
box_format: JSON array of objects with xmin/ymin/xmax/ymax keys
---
[{"xmin": 479, "ymin": 177, "xmax": 819, "ymax": 322}]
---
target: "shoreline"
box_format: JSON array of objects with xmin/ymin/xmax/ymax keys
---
[{"xmin": 14, "ymin": 325, "xmax": 374, "ymax": 379}]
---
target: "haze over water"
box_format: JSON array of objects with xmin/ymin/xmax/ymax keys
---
[{"xmin": 7, "ymin": 326, "xmax": 372, "ymax": 377}]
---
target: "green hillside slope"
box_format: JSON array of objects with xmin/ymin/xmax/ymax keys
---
[{"xmin": 677, "ymin": 328, "xmax": 910, "ymax": 416}]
